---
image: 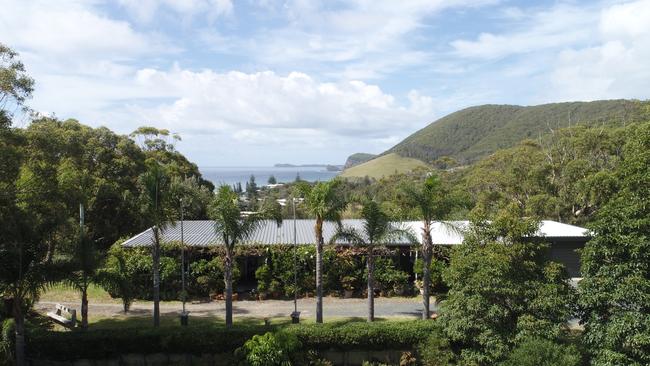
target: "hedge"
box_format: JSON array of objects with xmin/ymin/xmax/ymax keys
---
[
  {"xmin": 26, "ymin": 321, "xmax": 439, "ymax": 360},
  {"xmin": 285, "ymin": 321, "xmax": 439, "ymax": 351},
  {"xmin": 26, "ymin": 325, "xmax": 269, "ymax": 360}
]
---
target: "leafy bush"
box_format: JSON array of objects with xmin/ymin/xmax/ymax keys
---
[
  {"xmin": 190, "ymin": 257, "xmax": 239, "ymax": 297},
  {"xmin": 0, "ymin": 319, "xmax": 15, "ymax": 366},
  {"xmin": 413, "ymin": 257, "xmax": 448, "ymax": 294},
  {"xmin": 285, "ymin": 321, "xmax": 438, "ymax": 351},
  {"xmin": 417, "ymin": 327, "xmax": 455, "ymax": 366},
  {"xmin": 26, "ymin": 324, "xmax": 269, "ymax": 360},
  {"xmin": 501, "ymin": 338, "xmax": 581, "ymax": 366},
  {"xmin": 370, "ymin": 258, "xmax": 411, "ymax": 296},
  {"xmin": 236, "ymin": 331, "xmax": 302, "ymax": 366}
]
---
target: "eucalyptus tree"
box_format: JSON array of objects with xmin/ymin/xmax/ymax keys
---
[
  {"xmin": 297, "ymin": 179, "xmax": 347, "ymax": 323},
  {"xmin": 332, "ymin": 200, "xmax": 415, "ymax": 322},
  {"xmin": 138, "ymin": 161, "xmax": 175, "ymax": 327},
  {"xmin": 209, "ymin": 185, "xmax": 281, "ymax": 327},
  {"xmin": 400, "ymin": 174, "xmax": 453, "ymax": 319},
  {"xmin": 579, "ymin": 122, "xmax": 650, "ymax": 365}
]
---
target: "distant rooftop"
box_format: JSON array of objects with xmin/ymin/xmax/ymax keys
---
[{"xmin": 122, "ymin": 220, "xmax": 589, "ymax": 248}]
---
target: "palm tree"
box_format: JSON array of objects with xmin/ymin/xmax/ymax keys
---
[
  {"xmin": 209, "ymin": 186, "xmax": 280, "ymax": 327},
  {"xmin": 0, "ymin": 209, "xmax": 50, "ymax": 366},
  {"xmin": 138, "ymin": 162, "xmax": 175, "ymax": 327},
  {"xmin": 63, "ymin": 204, "xmax": 101, "ymax": 329},
  {"xmin": 332, "ymin": 200, "xmax": 415, "ymax": 322},
  {"xmin": 297, "ymin": 180, "xmax": 347, "ymax": 323},
  {"xmin": 400, "ymin": 174, "xmax": 453, "ymax": 319}
]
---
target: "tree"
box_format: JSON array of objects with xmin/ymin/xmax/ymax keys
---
[
  {"xmin": 246, "ymin": 175, "xmax": 258, "ymax": 210},
  {"xmin": 61, "ymin": 204, "xmax": 102, "ymax": 329},
  {"xmin": 440, "ymin": 208, "xmax": 575, "ymax": 365},
  {"xmin": 209, "ymin": 186, "xmax": 280, "ymax": 327},
  {"xmin": 332, "ymin": 200, "xmax": 415, "ymax": 321},
  {"xmin": 138, "ymin": 161, "xmax": 176, "ymax": 327},
  {"xmin": 399, "ymin": 174, "xmax": 453, "ymax": 319},
  {"xmin": 0, "ymin": 43, "xmax": 34, "ymax": 119},
  {"xmin": 97, "ymin": 243, "xmax": 135, "ymax": 313},
  {"xmin": 297, "ymin": 179, "xmax": 347, "ymax": 323},
  {"xmin": 578, "ymin": 122, "xmax": 650, "ymax": 365},
  {"xmin": 267, "ymin": 175, "xmax": 277, "ymax": 185}
]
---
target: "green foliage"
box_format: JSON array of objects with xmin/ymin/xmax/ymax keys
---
[
  {"xmin": 285, "ymin": 321, "xmax": 438, "ymax": 351},
  {"xmin": 388, "ymin": 100, "xmax": 645, "ymax": 165},
  {"xmin": 579, "ymin": 122, "xmax": 650, "ymax": 365},
  {"xmin": 0, "ymin": 43, "xmax": 34, "ymax": 118},
  {"xmin": 465, "ymin": 124, "xmax": 630, "ymax": 224},
  {"xmin": 97, "ymin": 243, "xmax": 135, "ymax": 312},
  {"xmin": 26, "ymin": 324, "xmax": 269, "ymax": 360},
  {"xmin": 255, "ymin": 246, "xmax": 408, "ymax": 297},
  {"xmin": 501, "ymin": 338, "xmax": 581, "ymax": 366},
  {"xmin": 190, "ymin": 256, "xmax": 240, "ymax": 296},
  {"xmin": 413, "ymin": 255, "xmax": 449, "ymax": 294},
  {"xmin": 0, "ymin": 319, "xmax": 15, "ymax": 366},
  {"xmin": 416, "ymin": 326, "xmax": 455, "ymax": 366},
  {"xmin": 440, "ymin": 211, "xmax": 576, "ymax": 365},
  {"xmin": 237, "ymin": 331, "xmax": 302, "ymax": 366}
]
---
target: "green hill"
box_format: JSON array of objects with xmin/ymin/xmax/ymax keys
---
[
  {"xmin": 340, "ymin": 153, "xmax": 428, "ymax": 180},
  {"xmin": 344, "ymin": 153, "xmax": 376, "ymax": 169},
  {"xmin": 386, "ymin": 99, "xmax": 644, "ymax": 164}
]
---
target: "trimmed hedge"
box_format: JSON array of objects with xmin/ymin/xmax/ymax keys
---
[
  {"xmin": 26, "ymin": 325, "xmax": 269, "ymax": 360},
  {"xmin": 26, "ymin": 321, "xmax": 439, "ymax": 360},
  {"xmin": 286, "ymin": 321, "xmax": 439, "ymax": 351}
]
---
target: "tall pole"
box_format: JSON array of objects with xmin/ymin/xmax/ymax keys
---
[
  {"xmin": 181, "ymin": 199, "xmax": 186, "ymax": 315},
  {"xmin": 293, "ymin": 197, "xmax": 298, "ymax": 314}
]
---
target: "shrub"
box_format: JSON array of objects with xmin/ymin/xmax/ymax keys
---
[
  {"xmin": 501, "ymin": 338, "xmax": 581, "ymax": 366},
  {"xmin": 370, "ymin": 258, "xmax": 411, "ymax": 296},
  {"xmin": 417, "ymin": 327, "xmax": 455, "ymax": 366},
  {"xmin": 0, "ymin": 319, "xmax": 15, "ymax": 366},
  {"xmin": 26, "ymin": 324, "xmax": 270, "ymax": 360},
  {"xmin": 285, "ymin": 321, "xmax": 438, "ymax": 351},
  {"xmin": 190, "ymin": 257, "xmax": 239, "ymax": 297},
  {"xmin": 236, "ymin": 331, "xmax": 302, "ymax": 366},
  {"xmin": 413, "ymin": 258, "xmax": 448, "ymax": 294}
]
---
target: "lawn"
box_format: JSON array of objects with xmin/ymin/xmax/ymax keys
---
[{"xmin": 39, "ymin": 282, "xmax": 117, "ymax": 303}]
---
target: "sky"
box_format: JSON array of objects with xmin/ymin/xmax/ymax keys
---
[{"xmin": 1, "ymin": 0, "xmax": 650, "ymax": 166}]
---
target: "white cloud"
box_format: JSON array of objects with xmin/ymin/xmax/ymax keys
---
[
  {"xmin": 130, "ymin": 68, "xmax": 434, "ymax": 141},
  {"xmin": 450, "ymin": 4, "xmax": 598, "ymax": 59},
  {"xmin": 118, "ymin": 0, "xmax": 233, "ymax": 23},
  {"xmin": 546, "ymin": 0, "xmax": 650, "ymax": 101}
]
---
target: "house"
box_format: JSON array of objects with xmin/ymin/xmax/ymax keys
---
[{"xmin": 122, "ymin": 219, "xmax": 589, "ymax": 280}]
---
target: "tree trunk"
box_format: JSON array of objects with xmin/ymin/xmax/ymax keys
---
[
  {"xmin": 367, "ymin": 246, "xmax": 375, "ymax": 322},
  {"xmin": 224, "ymin": 246, "xmax": 234, "ymax": 327},
  {"xmin": 81, "ymin": 286, "xmax": 89, "ymax": 329},
  {"xmin": 421, "ymin": 221, "xmax": 433, "ymax": 320},
  {"xmin": 152, "ymin": 226, "xmax": 161, "ymax": 327},
  {"xmin": 315, "ymin": 218, "xmax": 324, "ymax": 323},
  {"xmin": 13, "ymin": 299, "xmax": 25, "ymax": 366}
]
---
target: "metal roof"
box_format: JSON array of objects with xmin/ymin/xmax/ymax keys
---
[{"xmin": 121, "ymin": 220, "xmax": 589, "ymax": 248}]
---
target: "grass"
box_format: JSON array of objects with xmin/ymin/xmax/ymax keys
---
[
  {"xmin": 40, "ymin": 283, "xmax": 117, "ymax": 303},
  {"xmin": 340, "ymin": 153, "xmax": 429, "ymax": 179}
]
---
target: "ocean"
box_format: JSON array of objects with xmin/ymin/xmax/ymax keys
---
[{"xmin": 200, "ymin": 166, "xmax": 339, "ymax": 187}]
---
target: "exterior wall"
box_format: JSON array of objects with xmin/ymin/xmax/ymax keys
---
[{"xmin": 548, "ymin": 239, "xmax": 586, "ymax": 278}]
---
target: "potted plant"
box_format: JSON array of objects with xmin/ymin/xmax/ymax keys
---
[{"xmin": 341, "ymin": 276, "xmax": 356, "ymax": 298}]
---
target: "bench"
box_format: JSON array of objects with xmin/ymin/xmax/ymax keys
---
[{"xmin": 47, "ymin": 304, "xmax": 77, "ymax": 328}]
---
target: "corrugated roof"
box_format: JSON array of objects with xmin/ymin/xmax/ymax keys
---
[{"xmin": 122, "ymin": 220, "xmax": 589, "ymax": 248}]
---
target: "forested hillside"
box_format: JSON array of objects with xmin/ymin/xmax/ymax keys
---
[{"xmin": 385, "ymin": 99, "xmax": 645, "ymax": 164}]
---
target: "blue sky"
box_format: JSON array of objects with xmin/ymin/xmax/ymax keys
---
[{"xmin": 2, "ymin": 0, "xmax": 649, "ymax": 166}]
